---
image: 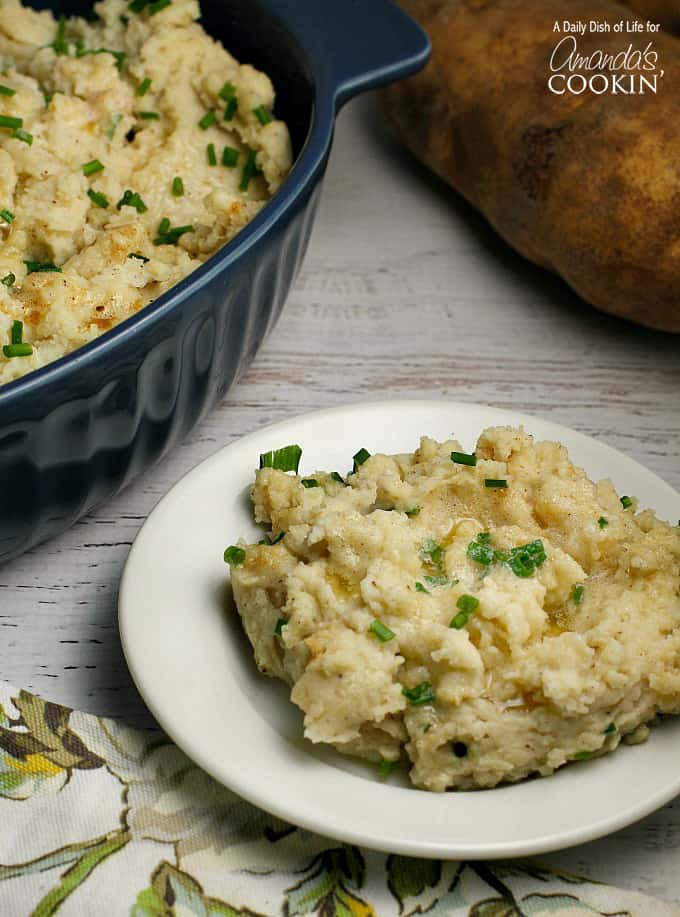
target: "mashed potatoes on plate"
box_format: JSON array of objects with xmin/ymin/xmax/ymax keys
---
[
  {"xmin": 0, "ymin": 0, "xmax": 292, "ymax": 384},
  {"xmin": 229, "ymin": 427, "xmax": 680, "ymax": 791}
]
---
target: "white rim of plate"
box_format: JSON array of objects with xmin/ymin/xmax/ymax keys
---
[{"xmin": 119, "ymin": 399, "xmax": 680, "ymax": 858}]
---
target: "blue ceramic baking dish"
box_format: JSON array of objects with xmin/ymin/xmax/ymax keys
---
[{"xmin": 0, "ymin": 0, "xmax": 429, "ymax": 563}]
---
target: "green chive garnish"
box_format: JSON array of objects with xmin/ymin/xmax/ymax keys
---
[
  {"xmin": 224, "ymin": 545, "xmax": 245, "ymax": 566},
  {"xmin": 52, "ymin": 15, "xmax": 68, "ymax": 55},
  {"xmin": 301, "ymin": 478, "xmax": 319, "ymax": 489},
  {"xmin": 620, "ymin": 495, "xmax": 633, "ymax": 509},
  {"xmin": 451, "ymin": 451, "xmax": 477, "ymax": 466},
  {"xmin": 137, "ymin": 110, "xmax": 159, "ymax": 120},
  {"xmin": 506, "ymin": 540, "xmax": 546, "ymax": 578},
  {"xmin": 424, "ymin": 575, "xmax": 448, "ymax": 587},
  {"xmin": 43, "ymin": 93, "xmax": 53, "ymax": 107},
  {"xmin": 352, "ymin": 447, "xmax": 370, "ymax": 471},
  {"xmin": 10, "ymin": 320, "xmax": 22, "ymax": 344},
  {"xmin": 0, "ymin": 115, "xmax": 22, "ymax": 130},
  {"xmin": 82, "ymin": 159, "xmax": 104, "ymax": 177},
  {"xmin": 485, "ymin": 479, "xmax": 507, "ymax": 489},
  {"xmin": 223, "ymin": 97, "xmax": 238, "ymax": 120},
  {"xmin": 1, "ymin": 273, "xmax": 15, "ymax": 286},
  {"xmin": 572, "ymin": 584, "xmax": 585, "ymax": 605},
  {"xmin": 405, "ymin": 506, "xmax": 421, "ymax": 517},
  {"xmin": 450, "ymin": 594, "xmax": 479, "ymax": 629},
  {"xmin": 274, "ymin": 617, "xmax": 286, "ymax": 636},
  {"xmin": 415, "ymin": 582, "xmax": 429, "ymax": 595},
  {"xmin": 24, "ymin": 261, "xmax": 60, "ymax": 273},
  {"xmin": 0, "ymin": 208, "xmax": 14, "ymax": 223},
  {"xmin": 378, "ymin": 759, "xmax": 395, "ymax": 778},
  {"xmin": 402, "ymin": 681, "xmax": 435, "ymax": 706},
  {"xmin": 573, "ymin": 751, "xmax": 594, "ymax": 761},
  {"xmin": 87, "ymin": 189, "xmax": 109, "ymax": 209},
  {"xmin": 148, "ymin": 0, "xmax": 171, "ymax": 14},
  {"xmin": 421, "ymin": 538, "xmax": 443, "ymax": 567},
  {"xmin": 153, "ymin": 223, "xmax": 194, "ymax": 245},
  {"xmin": 253, "ymin": 104, "xmax": 272, "ymax": 125},
  {"xmin": 116, "ymin": 190, "xmax": 147, "ymax": 213},
  {"xmin": 218, "ymin": 81, "xmax": 236, "ymax": 101},
  {"xmin": 13, "ymin": 128, "xmax": 32, "ymax": 146},
  {"xmin": 136, "ymin": 77, "xmax": 152, "ymax": 96},
  {"xmin": 259, "ymin": 444, "xmax": 302, "ymax": 473},
  {"xmin": 206, "ymin": 142, "xmax": 217, "ymax": 166},
  {"xmin": 3, "ymin": 342, "xmax": 32, "ymax": 358},
  {"xmin": 107, "ymin": 112, "xmax": 122, "ymax": 139},
  {"xmin": 0, "ymin": 85, "xmax": 15, "ymax": 97},
  {"xmin": 598, "ymin": 516, "xmax": 609, "ymax": 529},
  {"xmin": 128, "ymin": 252, "xmax": 149, "ymax": 263},
  {"xmin": 75, "ymin": 47, "xmax": 126, "ymax": 71},
  {"xmin": 604, "ymin": 722, "xmax": 617, "ymax": 735},
  {"xmin": 369, "ymin": 619, "xmax": 395, "ymax": 642},
  {"xmin": 330, "ymin": 471, "xmax": 345, "ymax": 485},
  {"xmin": 269, "ymin": 531, "xmax": 285, "ymax": 545},
  {"xmin": 199, "ymin": 110, "xmax": 216, "ymax": 130},
  {"xmin": 239, "ymin": 148, "xmax": 260, "ymax": 191},
  {"xmin": 158, "ymin": 217, "xmax": 170, "ymax": 236},
  {"xmin": 171, "ymin": 176, "xmax": 184, "ymax": 196},
  {"xmin": 222, "ymin": 145, "xmax": 239, "ymax": 167}
]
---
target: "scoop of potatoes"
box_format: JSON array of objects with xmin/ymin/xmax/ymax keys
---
[{"xmin": 383, "ymin": 0, "xmax": 680, "ymax": 332}]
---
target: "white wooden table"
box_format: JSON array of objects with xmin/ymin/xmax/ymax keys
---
[{"xmin": 2, "ymin": 95, "xmax": 679, "ymax": 902}]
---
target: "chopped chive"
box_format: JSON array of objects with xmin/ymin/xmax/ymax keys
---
[
  {"xmin": 507, "ymin": 540, "xmax": 546, "ymax": 578},
  {"xmin": 620, "ymin": 495, "xmax": 633, "ymax": 509},
  {"xmin": 128, "ymin": 252, "xmax": 149, "ymax": 263},
  {"xmin": 451, "ymin": 451, "xmax": 477, "ymax": 466},
  {"xmin": 269, "ymin": 531, "xmax": 285, "ymax": 545},
  {"xmin": 450, "ymin": 594, "xmax": 479, "ymax": 629},
  {"xmin": 452, "ymin": 741, "xmax": 468, "ymax": 758},
  {"xmin": 52, "ymin": 15, "xmax": 68, "ymax": 55},
  {"xmin": 405, "ymin": 506, "xmax": 421, "ymax": 517},
  {"xmin": 136, "ymin": 77, "xmax": 152, "ymax": 96},
  {"xmin": 239, "ymin": 148, "xmax": 261, "ymax": 191},
  {"xmin": 467, "ymin": 532, "xmax": 496, "ymax": 566},
  {"xmin": 87, "ymin": 189, "xmax": 109, "ymax": 209},
  {"xmin": 369, "ymin": 619, "xmax": 395, "ymax": 642},
  {"xmin": 148, "ymin": 0, "xmax": 171, "ymax": 14},
  {"xmin": 572, "ymin": 584, "xmax": 585, "ymax": 605},
  {"xmin": 424, "ymin": 574, "xmax": 448, "ymax": 587},
  {"xmin": 604, "ymin": 722, "xmax": 617, "ymax": 735},
  {"xmin": 402, "ymin": 681, "xmax": 435, "ymax": 706},
  {"xmin": 137, "ymin": 110, "xmax": 159, "ymax": 120},
  {"xmin": 75, "ymin": 48, "xmax": 126, "ymax": 71},
  {"xmin": 598, "ymin": 516, "xmax": 609, "ymax": 529},
  {"xmin": 128, "ymin": 0, "xmax": 146, "ymax": 10},
  {"xmin": 43, "ymin": 92, "xmax": 53, "ymax": 107},
  {"xmin": 116, "ymin": 189, "xmax": 147, "ymax": 213},
  {"xmin": 13, "ymin": 128, "xmax": 32, "ymax": 146},
  {"xmin": 206, "ymin": 142, "xmax": 217, "ymax": 166},
  {"xmin": 420, "ymin": 538, "xmax": 443, "ymax": 567},
  {"xmin": 378, "ymin": 759, "xmax": 395, "ymax": 778},
  {"xmin": 198, "ymin": 110, "xmax": 216, "ymax": 130},
  {"xmin": 222, "ymin": 145, "xmax": 239, "ymax": 167},
  {"xmin": 274, "ymin": 617, "xmax": 286, "ymax": 636},
  {"xmin": 0, "ymin": 84, "xmax": 15, "ymax": 97},
  {"xmin": 0, "ymin": 208, "xmax": 14, "ymax": 223},
  {"xmin": 218, "ymin": 81, "xmax": 237, "ymax": 101},
  {"xmin": 10, "ymin": 320, "xmax": 22, "ymax": 344},
  {"xmin": 3, "ymin": 342, "xmax": 32, "ymax": 358},
  {"xmin": 415, "ymin": 582, "xmax": 429, "ymax": 595},
  {"xmin": 171, "ymin": 176, "xmax": 184, "ymax": 196},
  {"xmin": 158, "ymin": 217, "xmax": 170, "ymax": 236},
  {"xmin": 24, "ymin": 261, "xmax": 60, "ymax": 273},
  {"xmin": 223, "ymin": 545, "xmax": 245, "ymax": 566},
  {"xmin": 1, "ymin": 272, "xmax": 15, "ymax": 286},
  {"xmin": 301, "ymin": 478, "xmax": 319, "ymax": 489},
  {"xmin": 259, "ymin": 444, "xmax": 302, "ymax": 473},
  {"xmin": 120, "ymin": 13, "xmax": 129, "ymax": 24},
  {"xmin": 352, "ymin": 447, "xmax": 370, "ymax": 471},
  {"xmin": 573, "ymin": 751, "xmax": 595, "ymax": 761},
  {"xmin": 153, "ymin": 224, "xmax": 193, "ymax": 246},
  {"xmin": 107, "ymin": 112, "xmax": 123, "ymax": 139},
  {"xmin": 0, "ymin": 115, "xmax": 22, "ymax": 130},
  {"xmin": 253, "ymin": 104, "xmax": 272, "ymax": 125},
  {"xmin": 223, "ymin": 97, "xmax": 238, "ymax": 120},
  {"xmin": 485, "ymin": 478, "xmax": 508, "ymax": 489},
  {"xmin": 82, "ymin": 159, "xmax": 104, "ymax": 177},
  {"xmin": 330, "ymin": 471, "xmax": 345, "ymax": 485}
]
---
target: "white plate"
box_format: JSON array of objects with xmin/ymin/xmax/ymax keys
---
[{"xmin": 119, "ymin": 400, "xmax": 680, "ymax": 859}]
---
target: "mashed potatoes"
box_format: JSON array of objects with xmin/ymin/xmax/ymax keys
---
[
  {"xmin": 229, "ymin": 427, "xmax": 680, "ymax": 791},
  {"xmin": 0, "ymin": 0, "xmax": 292, "ymax": 384}
]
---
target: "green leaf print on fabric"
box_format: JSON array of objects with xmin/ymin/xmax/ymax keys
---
[
  {"xmin": 521, "ymin": 892, "xmax": 630, "ymax": 915},
  {"xmin": 286, "ymin": 847, "xmax": 376, "ymax": 916},
  {"xmin": 132, "ymin": 861, "xmax": 264, "ymax": 917}
]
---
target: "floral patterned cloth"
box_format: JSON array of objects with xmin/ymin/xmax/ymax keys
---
[{"xmin": 0, "ymin": 682, "xmax": 678, "ymax": 917}]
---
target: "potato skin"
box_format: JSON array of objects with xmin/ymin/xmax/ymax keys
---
[{"xmin": 384, "ymin": 0, "xmax": 680, "ymax": 332}]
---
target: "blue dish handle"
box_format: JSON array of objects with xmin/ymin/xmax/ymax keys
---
[{"xmin": 260, "ymin": 0, "xmax": 431, "ymax": 109}]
